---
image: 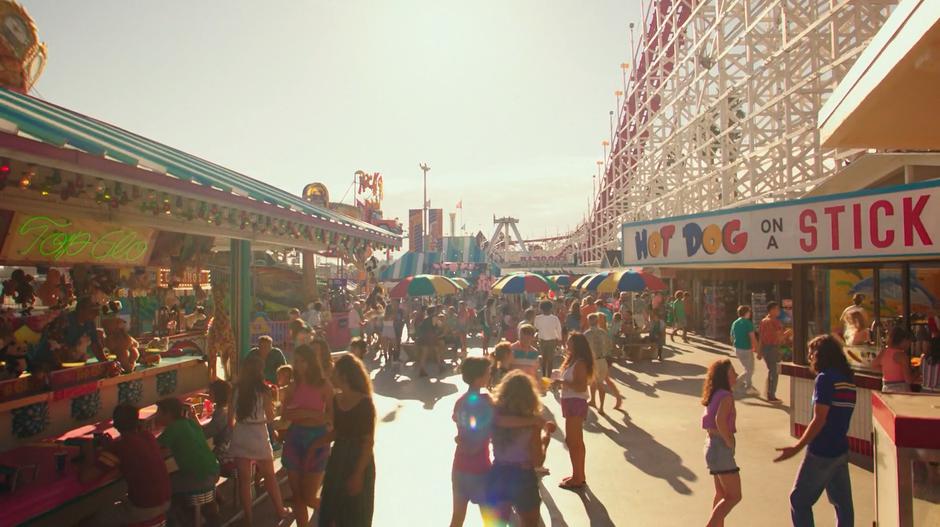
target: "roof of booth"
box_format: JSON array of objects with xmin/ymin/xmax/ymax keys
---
[
  {"xmin": 0, "ymin": 88, "xmax": 399, "ymax": 246},
  {"xmin": 819, "ymin": 0, "xmax": 940, "ymax": 149}
]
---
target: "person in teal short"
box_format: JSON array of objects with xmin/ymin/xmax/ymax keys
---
[{"xmin": 730, "ymin": 306, "xmax": 759, "ymax": 396}]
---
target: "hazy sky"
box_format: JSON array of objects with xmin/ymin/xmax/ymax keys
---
[{"xmin": 23, "ymin": 1, "xmax": 640, "ymax": 242}]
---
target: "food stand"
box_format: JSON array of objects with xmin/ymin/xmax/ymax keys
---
[
  {"xmin": 0, "ymin": 66, "xmax": 398, "ymax": 523},
  {"xmin": 813, "ymin": 2, "xmax": 940, "ymax": 523}
]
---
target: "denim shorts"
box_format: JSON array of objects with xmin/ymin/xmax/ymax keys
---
[
  {"xmin": 453, "ymin": 469, "xmax": 488, "ymax": 504},
  {"xmin": 282, "ymin": 424, "xmax": 330, "ymax": 473},
  {"xmin": 704, "ymin": 434, "xmax": 739, "ymax": 475},
  {"xmin": 486, "ymin": 464, "xmax": 540, "ymax": 512}
]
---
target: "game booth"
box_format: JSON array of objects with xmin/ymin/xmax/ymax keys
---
[{"xmin": 0, "ymin": 86, "xmax": 398, "ymax": 525}]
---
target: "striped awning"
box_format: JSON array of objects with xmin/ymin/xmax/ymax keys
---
[
  {"xmin": 380, "ymin": 251, "xmax": 439, "ymax": 280},
  {"xmin": 380, "ymin": 236, "xmax": 491, "ymax": 280},
  {"xmin": 440, "ymin": 236, "xmax": 487, "ymax": 263},
  {"xmin": 0, "ymin": 88, "xmax": 398, "ymax": 246}
]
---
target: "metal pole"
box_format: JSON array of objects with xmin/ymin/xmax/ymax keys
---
[
  {"xmin": 901, "ymin": 263, "xmax": 911, "ymax": 330},
  {"xmin": 609, "ymin": 111, "xmax": 614, "ymax": 147},
  {"xmin": 419, "ymin": 163, "xmax": 430, "ymax": 251},
  {"xmin": 873, "ymin": 267, "xmax": 882, "ymax": 349},
  {"xmin": 629, "ymin": 22, "xmax": 636, "ymax": 75}
]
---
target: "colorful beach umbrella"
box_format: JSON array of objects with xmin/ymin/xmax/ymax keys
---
[
  {"xmin": 549, "ymin": 275, "xmax": 572, "ymax": 288},
  {"xmin": 579, "ymin": 271, "xmax": 615, "ymax": 291},
  {"xmin": 389, "ymin": 274, "xmax": 462, "ymax": 298},
  {"xmin": 571, "ymin": 274, "xmax": 595, "ymax": 290},
  {"xmin": 451, "ymin": 277, "xmax": 470, "ymax": 289},
  {"xmin": 595, "ymin": 270, "xmax": 667, "ymax": 293},
  {"xmin": 491, "ymin": 272, "xmax": 557, "ymax": 295}
]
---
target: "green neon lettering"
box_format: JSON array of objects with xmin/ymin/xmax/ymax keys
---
[
  {"xmin": 17, "ymin": 215, "xmax": 71, "ymax": 256},
  {"xmin": 14, "ymin": 215, "xmax": 149, "ymax": 264}
]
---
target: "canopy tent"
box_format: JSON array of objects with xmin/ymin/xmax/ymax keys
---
[
  {"xmin": 439, "ymin": 236, "xmax": 487, "ymax": 265},
  {"xmin": 379, "ymin": 236, "xmax": 496, "ymax": 280},
  {"xmin": 0, "ymin": 88, "xmax": 399, "ymax": 250}
]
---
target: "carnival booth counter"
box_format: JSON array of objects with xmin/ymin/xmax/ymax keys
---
[
  {"xmin": 871, "ymin": 392, "xmax": 940, "ymax": 527},
  {"xmin": 0, "ymin": 84, "xmax": 399, "ymax": 525}
]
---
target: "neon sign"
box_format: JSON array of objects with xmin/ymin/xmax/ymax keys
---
[{"xmin": 1, "ymin": 213, "xmax": 155, "ymax": 265}]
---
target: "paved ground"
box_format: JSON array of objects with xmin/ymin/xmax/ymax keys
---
[{"xmin": 222, "ymin": 335, "xmax": 876, "ymax": 526}]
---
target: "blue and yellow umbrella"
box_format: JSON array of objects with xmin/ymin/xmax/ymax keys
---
[
  {"xmin": 389, "ymin": 274, "xmax": 462, "ymax": 298},
  {"xmin": 491, "ymin": 272, "xmax": 557, "ymax": 295}
]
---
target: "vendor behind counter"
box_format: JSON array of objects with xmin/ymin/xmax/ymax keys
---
[{"xmin": 27, "ymin": 297, "xmax": 106, "ymax": 373}]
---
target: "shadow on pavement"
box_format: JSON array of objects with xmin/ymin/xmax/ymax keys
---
[
  {"xmin": 653, "ymin": 377, "xmax": 704, "ymax": 397},
  {"xmin": 380, "ymin": 403, "xmax": 404, "ymax": 423},
  {"xmin": 593, "ymin": 416, "xmax": 698, "ymax": 495},
  {"xmin": 539, "ymin": 482, "xmax": 570, "ymax": 527},
  {"xmin": 371, "ymin": 367, "xmax": 457, "ymax": 409},
  {"xmin": 608, "ymin": 367, "xmax": 658, "ymax": 398},
  {"xmin": 577, "ymin": 486, "xmax": 615, "ymax": 527},
  {"xmin": 686, "ymin": 341, "xmax": 733, "ymax": 356},
  {"xmin": 628, "ymin": 360, "xmax": 707, "ymax": 377}
]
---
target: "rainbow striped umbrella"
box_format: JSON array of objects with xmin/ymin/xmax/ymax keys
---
[
  {"xmin": 549, "ymin": 275, "xmax": 572, "ymax": 288},
  {"xmin": 491, "ymin": 273, "xmax": 557, "ymax": 295},
  {"xmin": 571, "ymin": 274, "xmax": 596, "ymax": 290},
  {"xmin": 595, "ymin": 270, "xmax": 667, "ymax": 293},
  {"xmin": 578, "ymin": 271, "xmax": 615, "ymax": 291},
  {"xmin": 389, "ymin": 274, "xmax": 462, "ymax": 298}
]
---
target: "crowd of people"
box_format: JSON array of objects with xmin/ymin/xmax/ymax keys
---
[
  {"xmin": 77, "ymin": 329, "xmax": 376, "ymax": 527},
  {"xmin": 69, "ymin": 282, "xmax": 940, "ymax": 527}
]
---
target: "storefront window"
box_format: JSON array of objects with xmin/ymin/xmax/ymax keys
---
[{"xmin": 808, "ymin": 262, "xmax": 940, "ymax": 371}]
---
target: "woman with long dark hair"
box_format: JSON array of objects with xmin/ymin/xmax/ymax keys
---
[
  {"xmin": 775, "ymin": 334, "xmax": 856, "ymax": 526},
  {"xmin": 227, "ymin": 356, "xmax": 288, "ymax": 525},
  {"xmin": 557, "ymin": 332, "xmax": 594, "ymax": 490},
  {"xmin": 701, "ymin": 359, "xmax": 740, "ymax": 526},
  {"xmin": 281, "ymin": 344, "xmax": 333, "ymax": 526},
  {"xmin": 317, "ymin": 354, "xmax": 377, "ymax": 526}
]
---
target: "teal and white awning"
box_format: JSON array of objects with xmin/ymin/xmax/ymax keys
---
[
  {"xmin": 379, "ymin": 236, "xmax": 492, "ymax": 280},
  {"xmin": 0, "ymin": 88, "xmax": 398, "ymax": 246},
  {"xmin": 440, "ymin": 236, "xmax": 487, "ymax": 264}
]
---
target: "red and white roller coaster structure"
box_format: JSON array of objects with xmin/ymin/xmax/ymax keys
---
[{"xmin": 574, "ymin": 0, "xmax": 897, "ymax": 265}]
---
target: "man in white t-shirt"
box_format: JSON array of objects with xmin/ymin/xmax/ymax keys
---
[{"xmin": 533, "ymin": 300, "xmax": 563, "ymax": 379}]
